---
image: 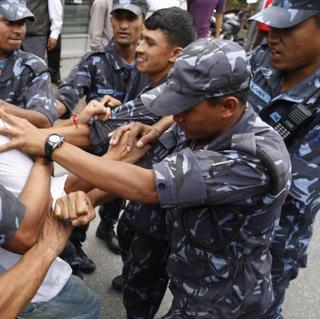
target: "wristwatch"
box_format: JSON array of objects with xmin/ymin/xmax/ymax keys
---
[{"xmin": 44, "ymin": 133, "xmax": 65, "ymax": 163}]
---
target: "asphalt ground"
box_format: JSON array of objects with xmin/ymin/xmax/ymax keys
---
[{"xmin": 58, "ymin": 56, "xmax": 320, "ymax": 319}]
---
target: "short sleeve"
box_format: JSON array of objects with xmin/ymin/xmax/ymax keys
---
[
  {"xmin": 0, "ymin": 186, "xmax": 25, "ymax": 245},
  {"xmin": 153, "ymin": 148, "xmax": 270, "ymax": 208}
]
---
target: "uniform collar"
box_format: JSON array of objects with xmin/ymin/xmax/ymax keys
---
[
  {"xmin": 257, "ymin": 45, "xmax": 320, "ymax": 105},
  {"xmin": 105, "ymin": 39, "xmax": 137, "ymax": 72}
]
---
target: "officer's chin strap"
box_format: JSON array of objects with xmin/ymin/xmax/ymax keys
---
[{"xmin": 182, "ymin": 144, "xmax": 283, "ymax": 253}]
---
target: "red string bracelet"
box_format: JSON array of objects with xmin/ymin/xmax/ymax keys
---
[{"xmin": 71, "ymin": 114, "xmax": 78, "ymax": 128}]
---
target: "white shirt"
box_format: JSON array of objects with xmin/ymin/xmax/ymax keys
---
[
  {"xmin": 48, "ymin": 0, "xmax": 64, "ymax": 39},
  {"xmin": 0, "ymin": 119, "xmax": 71, "ymax": 303}
]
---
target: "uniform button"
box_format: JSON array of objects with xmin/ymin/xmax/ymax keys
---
[{"xmin": 158, "ymin": 182, "xmax": 166, "ymax": 190}]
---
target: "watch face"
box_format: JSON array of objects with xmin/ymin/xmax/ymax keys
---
[{"xmin": 49, "ymin": 134, "xmax": 62, "ymax": 143}]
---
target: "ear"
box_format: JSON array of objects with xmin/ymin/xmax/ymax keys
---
[
  {"xmin": 169, "ymin": 47, "xmax": 183, "ymax": 63},
  {"xmin": 221, "ymin": 97, "xmax": 239, "ymax": 119}
]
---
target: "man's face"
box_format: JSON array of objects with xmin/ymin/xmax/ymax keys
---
[
  {"xmin": 135, "ymin": 28, "xmax": 177, "ymax": 82},
  {"xmin": 111, "ymin": 10, "xmax": 143, "ymax": 46},
  {"xmin": 0, "ymin": 16, "xmax": 26, "ymax": 59},
  {"xmin": 268, "ymin": 16, "xmax": 320, "ymax": 73},
  {"xmin": 173, "ymin": 99, "xmax": 227, "ymax": 141}
]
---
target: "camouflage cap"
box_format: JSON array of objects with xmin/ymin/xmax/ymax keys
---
[
  {"xmin": 141, "ymin": 38, "xmax": 250, "ymax": 117},
  {"xmin": 250, "ymin": 0, "xmax": 320, "ymax": 28},
  {"xmin": 111, "ymin": 0, "xmax": 149, "ymax": 16},
  {"xmin": 0, "ymin": 0, "xmax": 34, "ymax": 21}
]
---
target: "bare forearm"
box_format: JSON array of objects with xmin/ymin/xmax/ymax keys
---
[
  {"xmin": 55, "ymin": 100, "xmax": 68, "ymax": 119},
  {"xmin": 0, "ymin": 243, "xmax": 57, "ymax": 318},
  {"xmin": 6, "ymin": 160, "xmax": 53, "ymax": 253},
  {"xmin": 87, "ymin": 188, "xmax": 115, "ymax": 207},
  {"xmin": 215, "ymin": 12, "xmax": 223, "ymax": 38},
  {"xmin": 1, "ymin": 101, "xmax": 51, "ymax": 128},
  {"xmin": 42, "ymin": 124, "xmax": 91, "ymax": 147},
  {"xmin": 54, "ymin": 143, "xmax": 159, "ymax": 203}
]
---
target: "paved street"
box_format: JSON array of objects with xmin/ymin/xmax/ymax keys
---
[{"xmin": 59, "ymin": 57, "xmax": 320, "ymax": 319}]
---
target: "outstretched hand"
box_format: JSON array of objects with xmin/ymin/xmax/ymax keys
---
[
  {"xmin": 107, "ymin": 130, "xmax": 150, "ymax": 163},
  {"xmin": 109, "ymin": 122, "xmax": 160, "ymax": 152},
  {"xmin": 0, "ymin": 111, "xmax": 46, "ymax": 156}
]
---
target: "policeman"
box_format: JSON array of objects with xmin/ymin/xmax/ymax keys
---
[
  {"xmin": 249, "ymin": 1, "xmax": 320, "ymax": 317},
  {"xmin": 0, "ymin": 38, "xmax": 292, "ymax": 318},
  {"xmin": 58, "ymin": 0, "xmax": 149, "ymax": 273},
  {"xmin": 55, "ymin": 0, "xmax": 149, "ymax": 118},
  {"xmin": 0, "ymin": 0, "xmax": 55, "ymax": 128}
]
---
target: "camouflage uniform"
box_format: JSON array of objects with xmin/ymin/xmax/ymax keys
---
[
  {"xmin": 248, "ymin": 44, "xmax": 320, "ymax": 318},
  {"xmin": 0, "ymin": 50, "xmax": 56, "ymax": 125},
  {"xmin": 56, "ymin": 39, "xmax": 148, "ymax": 117},
  {"xmin": 249, "ymin": 1, "xmax": 320, "ymax": 317},
  {"xmin": 140, "ymin": 38, "xmax": 291, "ymax": 318},
  {"xmin": 89, "ymin": 79, "xmax": 169, "ymax": 318},
  {"xmin": 57, "ymin": 39, "xmax": 148, "ymax": 260}
]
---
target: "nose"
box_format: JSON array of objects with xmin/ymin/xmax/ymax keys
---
[
  {"xmin": 135, "ymin": 39, "xmax": 144, "ymax": 54},
  {"xmin": 119, "ymin": 19, "xmax": 129, "ymax": 30},
  {"xmin": 11, "ymin": 22, "xmax": 25, "ymax": 35},
  {"xmin": 268, "ymin": 27, "xmax": 281, "ymax": 45}
]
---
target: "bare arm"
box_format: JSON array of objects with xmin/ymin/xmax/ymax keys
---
[
  {"xmin": 3, "ymin": 160, "xmax": 52, "ymax": 254},
  {"xmin": 0, "ymin": 210, "xmax": 72, "ymax": 318},
  {"xmin": 215, "ymin": 11, "xmax": 223, "ymax": 38},
  {"xmin": 0, "ymin": 100, "xmax": 51, "ymax": 128},
  {"xmin": 42, "ymin": 124, "xmax": 91, "ymax": 148},
  {"xmin": 0, "ymin": 112, "xmax": 159, "ymax": 203},
  {"xmin": 56, "ymin": 100, "xmax": 68, "ymax": 119}
]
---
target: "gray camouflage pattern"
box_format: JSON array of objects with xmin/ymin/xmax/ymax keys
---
[
  {"xmin": 0, "ymin": 0, "xmax": 34, "ymax": 21},
  {"xmin": 0, "ymin": 50, "xmax": 56, "ymax": 124},
  {"xmin": 250, "ymin": 0, "xmax": 320, "ymax": 29},
  {"xmin": 151, "ymin": 106, "xmax": 291, "ymax": 318},
  {"xmin": 89, "ymin": 78, "xmax": 165, "ymax": 155},
  {"xmin": 87, "ymin": 78, "xmax": 169, "ymax": 318},
  {"xmin": 56, "ymin": 40, "xmax": 148, "ymax": 118},
  {"xmin": 249, "ymin": 44, "xmax": 320, "ymax": 318},
  {"xmin": 141, "ymin": 38, "xmax": 250, "ymax": 117},
  {"xmin": 0, "ymin": 185, "xmax": 25, "ymax": 245},
  {"xmin": 112, "ymin": 0, "xmax": 149, "ymax": 16}
]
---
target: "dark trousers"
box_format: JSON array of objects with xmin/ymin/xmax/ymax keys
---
[
  {"xmin": 117, "ymin": 207, "xmax": 169, "ymax": 319},
  {"xmin": 47, "ymin": 35, "xmax": 62, "ymax": 82}
]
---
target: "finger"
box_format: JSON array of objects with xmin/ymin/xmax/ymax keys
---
[
  {"xmin": 109, "ymin": 125, "xmax": 130, "ymax": 145},
  {"xmin": 0, "ymin": 139, "xmax": 22, "ymax": 153},
  {"xmin": 54, "ymin": 198, "xmax": 69, "ymax": 220},
  {"xmin": 100, "ymin": 95, "xmax": 112, "ymax": 106},
  {"xmin": 74, "ymin": 192, "xmax": 90, "ymax": 216},
  {"xmin": 137, "ymin": 130, "xmax": 158, "ymax": 148},
  {"xmin": 126, "ymin": 124, "xmax": 142, "ymax": 152}
]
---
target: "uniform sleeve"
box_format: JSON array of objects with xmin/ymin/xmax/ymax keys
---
[
  {"xmin": 289, "ymin": 123, "xmax": 320, "ymax": 211},
  {"xmin": 55, "ymin": 57, "xmax": 92, "ymax": 117},
  {"xmin": 153, "ymin": 148, "xmax": 270, "ymax": 208},
  {"xmin": 24, "ymin": 70, "xmax": 56, "ymax": 124},
  {"xmin": 0, "ymin": 186, "xmax": 25, "ymax": 246}
]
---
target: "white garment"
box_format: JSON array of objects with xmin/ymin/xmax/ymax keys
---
[
  {"xmin": 48, "ymin": 0, "xmax": 63, "ymax": 39},
  {"xmin": 0, "ymin": 119, "xmax": 71, "ymax": 303},
  {"xmin": 146, "ymin": 0, "xmax": 183, "ymax": 11}
]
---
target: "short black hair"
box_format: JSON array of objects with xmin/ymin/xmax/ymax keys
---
[
  {"xmin": 207, "ymin": 89, "xmax": 249, "ymax": 107},
  {"xmin": 144, "ymin": 7, "xmax": 197, "ymax": 48}
]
